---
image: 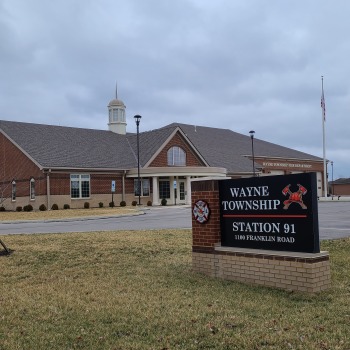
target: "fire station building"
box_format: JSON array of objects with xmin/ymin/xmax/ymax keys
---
[{"xmin": 0, "ymin": 96, "xmax": 325, "ymax": 210}]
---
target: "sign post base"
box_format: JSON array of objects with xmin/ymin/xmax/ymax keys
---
[{"xmin": 192, "ymin": 245, "xmax": 331, "ymax": 293}]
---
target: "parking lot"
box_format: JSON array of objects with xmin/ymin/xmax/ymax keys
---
[
  {"xmin": 317, "ymin": 201, "xmax": 350, "ymax": 239},
  {"xmin": 0, "ymin": 201, "xmax": 349, "ymax": 239}
]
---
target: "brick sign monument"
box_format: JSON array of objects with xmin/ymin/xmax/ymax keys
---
[{"xmin": 191, "ymin": 173, "xmax": 331, "ymax": 293}]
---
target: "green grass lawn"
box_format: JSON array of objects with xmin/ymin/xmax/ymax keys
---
[{"xmin": 1, "ymin": 230, "xmax": 349, "ymax": 350}]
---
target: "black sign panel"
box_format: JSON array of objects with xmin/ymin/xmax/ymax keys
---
[{"xmin": 219, "ymin": 173, "xmax": 320, "ymax": 253}]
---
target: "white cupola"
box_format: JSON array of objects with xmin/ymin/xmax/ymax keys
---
[{"xmin": 108, "ymin": 85, "xmax": 126, "ymax": 134}]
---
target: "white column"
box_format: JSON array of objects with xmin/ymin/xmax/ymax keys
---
[
  {"xmin": 122, "ymin": 172, "xmax": 126, "ymax": 201},
  {"xmin": 170, "ymin": 176, "xmax": 175, "ymax": 205},
  {"xmin": 152, "ymin": 176, "xmax": 159, "ymax": 205},
  {"xmin": 186, "ymin": 176, "xmax": 192, "ymax": 205}
]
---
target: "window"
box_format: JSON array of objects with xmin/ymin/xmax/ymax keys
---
[
  {"xmin": 167, "ymin": 146, "xmax": 186, "ymax": 166},
  {"xmin": 11, "ymin": 180, "xmax": 16, "ymax": 201},
  {"xmin": 159, "ymin": 180, "xmax": 170, "ymax": 199},
  {"xmin": 30, "ymin": 178, "xmax": 35, "ymax": 200},
  {"xmin": 111, "ymin": 108, "xmax": 125, "ymax": 122},
  {"xmin": 134, "ymin": 178, "xmax": 150, "ymax": 196},
  {"xmin": 113, "ymin": 109, "xmax": 118, "ymax": 122},
  {"xmin": 70, "ymin": 174, "xmax": 90, "ymax": 199},
  {"xmin": 120, "ymin": 109, "xmax": 125, "ymax": 122}
]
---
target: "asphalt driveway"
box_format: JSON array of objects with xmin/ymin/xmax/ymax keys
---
[{"xmin": 0, "ymin": 201, "xmax": 350, "ymax": 240}]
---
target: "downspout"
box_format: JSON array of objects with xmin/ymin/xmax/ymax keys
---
[
  {"xmin": 46, "ymin": 169, "xmax": 51, "ymax": 210},
  {"xmin": 122, "ymin": 170, "xmax": 126, "ymax": 202}
]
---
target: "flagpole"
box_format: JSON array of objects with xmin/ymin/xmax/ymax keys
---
[{"xmin": 321, "ymin": 76, "xmax": 328, "ymax": 198}]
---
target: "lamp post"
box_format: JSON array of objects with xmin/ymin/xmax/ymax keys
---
[
  {"xmin": 249, "ymin": 130, "xmax": 256, "ymax": 177},
  {"xmin": 134, "ymin": 115, "xmax": 142, "ymax": 205},
  {"xmin": 331, "ymin": 161, "xmax": 334, "ymax": 197}
]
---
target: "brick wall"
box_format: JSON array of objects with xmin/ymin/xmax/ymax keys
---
[
  {"xmin": 0, "ymin": 133, "xmax": 152, "ymax": 209},
  {"xmin": 192, "ymin": 249, "xmax": 331, "ymax": 293},
  {"xmin": 50, "ymin": 174, "xmax": 70, "ymax": 195},
  {"xmin": 191, "ymin": 178, "xmax": 331, "ymax": 293},
  {"xmin": 50, "ymin": 174, "xmax": 126, "ymax": 196},
  {"xmin": 0, "ymin": 133, "xmax": 45, "ymax": 209},
  {"xmin": 150, "ymin": 131, "xmax": 205, "ymax": 167},
  {"xmin": 332, "ymin": 183, "xmax": 350, "ymax": 196},
  {"xmin": 91, "ymin": 174, "xmax": 123, "ymax": 195},
  {"xmin": 192, "ymin": 180, "xmax": 221, "ymax": 250},
  {"xmin": 0, "ymin": 133, "xmax": 43, "ymax": 184}
]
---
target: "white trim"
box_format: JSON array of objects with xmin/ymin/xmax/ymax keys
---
[
  {"xmin": 43, "ymin": 167, "xmax": 127, "ymax": 173},
  {"xmin": 127, "ymin": 166, "xmax": 227, "ymax": 178}
]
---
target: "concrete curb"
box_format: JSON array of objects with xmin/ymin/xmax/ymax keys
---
[{"xmin": 0, "ymin": 211, "xmax": 146, "ymax": 225}]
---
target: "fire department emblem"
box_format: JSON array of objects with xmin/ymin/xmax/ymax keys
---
[
  {"xmin": 193, "ymin": 200, "xmax": 210, "ymax": 224},
  {"xmin": 282, "ymin": 184, "xmax": 308, "ymax": 209}
]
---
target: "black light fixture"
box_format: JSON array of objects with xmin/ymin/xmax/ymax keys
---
[
  {"xmin": 249, "ymin": 130, "xmax": 256, "ymax": 177},
  {"xmin": 134, "ymin": 115, "xmax": 142, "ymax": 205}
]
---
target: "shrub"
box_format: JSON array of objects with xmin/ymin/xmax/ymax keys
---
[
  {"xmin": 51, "ymin": 203, "xmax": 59, "ymax": 210},
  {"xmin": 39, "ymin": 204, "xmax": 47, "ymax": 211},
  {"xmin": 109, "ymin": 201, "xmax": 115, "ymax": 208},
  {"xmin": 99, "ymin": 202, "xmax": 103, "ymax": 208},
  {"xmin": 147, "ymin": 200, "xmax": 152, "ymax": 206},
  {"xmin": 119, "ymin": 201, "xmax": 126, "ymax": 207},
  {"xmin": 0, "ymin": 206, "xmax": 5, "ymax": 212},
  {"xmin": 84, "ymin": 202, "xmax": 90, "ymax": 209},
  {"xmin": 63, "ymin": 204, "xmax": 70, "ymax": 210},
  {"xmin": 23, "ymin": 204, "xmax": 34, "ymax": 212},
  {"xmin": 132, "ymin": 200, "xmax": 137, "ymax": 206},
  {"xmin": 161, "ymin": 198, "xmax": 167, "ymax": 206},
  {"xmin": 16, "ymin": 206, "xmax": 23, "ymax": 212}
]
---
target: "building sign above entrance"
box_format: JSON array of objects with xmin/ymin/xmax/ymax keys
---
[
  {"xmin": 262, "ymin": 161, "xmax": 312, "ymax": 169},
  {"xmin": 219, "ymin": 173, "xmax": 320, "ymax": 253}
]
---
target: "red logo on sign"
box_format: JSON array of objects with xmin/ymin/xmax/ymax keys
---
[{"xmin": 282, "ymin": 184, "xmax": 307, "ymax": 209}]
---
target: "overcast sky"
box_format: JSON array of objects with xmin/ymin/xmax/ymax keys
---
[{"xmin": 1, "ymin": 0, "xmax": 349, "ymax": 179}]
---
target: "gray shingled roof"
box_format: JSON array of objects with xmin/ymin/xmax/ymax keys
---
[
  {"xmin": 330, "ymin": 178, "xmax": 350, "ymax": 184},
  {"xmin": 156, "ymin": 123, "xmax": 322, "ymax": 173},
  {"xmin": 0, "ymin": 119, "xmax": 322, "ymax": 172},
  {"xmin": 0, "ymin": 120, "xmax": 137, "ymax": 169},
  {"xmin": 126, "ymin": 125, "xmax": 176, "ymax": 167}
]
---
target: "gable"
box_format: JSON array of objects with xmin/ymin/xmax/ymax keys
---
[
  {"xmin": 148, "ymin": 131, "xmax": 206, "ymax": 168},
  {"xmin": 0, "ymin": 132, "xmax": 43, "ymax": 183}
]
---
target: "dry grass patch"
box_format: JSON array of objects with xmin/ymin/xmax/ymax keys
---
[
  {"xmin": 0, "ymin": 231, "xmax": 349, "ymax": 350},
  {"xmin": 0, "ymin": 207, "xmax": 139, "ymax": 222}
]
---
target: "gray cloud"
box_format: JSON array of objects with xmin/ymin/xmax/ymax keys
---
[{"xmin": 1, "ymin": 0, "xmax": 349, "ymax": 178}]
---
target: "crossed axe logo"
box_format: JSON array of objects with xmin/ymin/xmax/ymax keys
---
[{"xmin": 282, "ymin": 184, "xmax": 307, "ymax": 209}]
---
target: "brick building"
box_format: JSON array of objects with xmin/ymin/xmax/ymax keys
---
[
  {"xmin": 0, "ymin": 96, "xmax": 325, "ymax": 210},
  {"xmin": 329, "ymin": 178, "xmax": 350, "ymax": 196}
]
